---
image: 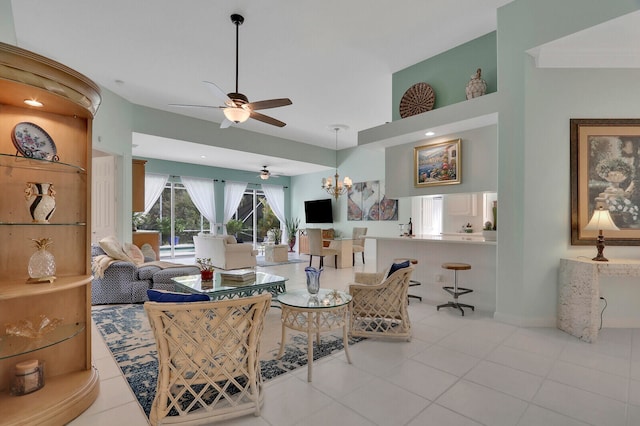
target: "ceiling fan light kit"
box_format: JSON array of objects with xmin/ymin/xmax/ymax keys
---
[
  {"xmin": 169, "ymin": 13, "xmax": 292, "ymax": 128},
  {"xmin": 224, "ymin": 107, "xmax": 250, "ymax": 123}
]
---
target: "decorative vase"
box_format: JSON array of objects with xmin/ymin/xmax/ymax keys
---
[
  {"xmin": 305, "ymin": 266, "xmax": 322, "ymax": 295},
  {"xmin": 200, "ymin": 270, "xmax": 214, "ymax": 281},
  {"xmin": 28, "ymin": 238, "xmax": 56, "ymax": 279},
  {"xmin": 466, "ymin": 68, "xmax": 487, "ymax": 100},
  {"xmin": 288, "ymin": 237, "xmax": 296, "ymax": 252},
  {"xmin": 25, "ymin": 182, "xmax": 56, "ymax": 223}
]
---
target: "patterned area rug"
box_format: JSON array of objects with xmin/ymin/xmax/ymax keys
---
[{"xmin": 92, "ymin": 303, "xmax": 362, "ymax": 418}]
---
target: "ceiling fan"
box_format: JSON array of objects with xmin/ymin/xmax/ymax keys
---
[
  {"xmin": 258, "ymin": 165, "xmax": 280, "ymax": 180},
  {"xmin": 169, "ymin": 14, "xmax": 292, "ymax": 128}
]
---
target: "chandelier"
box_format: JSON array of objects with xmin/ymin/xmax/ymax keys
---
[{"xmin": 322, "ymin": 125, "xmax": 352, "ymax": 200}]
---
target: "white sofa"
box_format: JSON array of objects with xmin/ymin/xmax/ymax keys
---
[{"xmin": 193, "ymin": 234, "xmax": 258, "ymax": 270}]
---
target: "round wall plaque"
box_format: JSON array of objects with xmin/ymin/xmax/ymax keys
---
[{"xmin": 399, "ymin": 82, "xmax": 435, "ymax": 118}]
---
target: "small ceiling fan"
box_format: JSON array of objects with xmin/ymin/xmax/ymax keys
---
[
  {"xmin": 170, "ymin": 14, "xmax": 292, "ymax": 128},
  {"xmin": 258, "ymin": 165, "xmax": 280, "ymax": 180}
]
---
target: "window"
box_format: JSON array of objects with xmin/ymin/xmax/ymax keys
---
[
  {"xmin": 233, "ymin": 188, "xmax": 280, "ymax": 245},
  {"xmin": 135, "ymin": 180, "xmax": 212, "ymax": 258}
]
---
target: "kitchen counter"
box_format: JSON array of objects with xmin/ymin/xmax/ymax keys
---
[
  {"xmin": 369, "ymin": 234, "xmax": 497, "ymax": 312},
  {"xmin": 369, "ymin": 233, "xmax": 496, "ymax": 245}
]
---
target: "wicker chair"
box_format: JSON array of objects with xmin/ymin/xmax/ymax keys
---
[
  {"xmin": 348, "ymin": 266, "xmax": 414, "ymax": 341},
  {"xmin": 144, "ymin": 293, "xmax": 271, "ymax": 425}
]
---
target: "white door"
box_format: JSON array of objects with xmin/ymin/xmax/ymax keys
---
[{"xmin": 92, "ymin": 154, "xmax": 116, "ymax": 243}]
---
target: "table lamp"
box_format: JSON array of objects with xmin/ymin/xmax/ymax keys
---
[{"xmin": 584, "ymin": 205, "xmax": 619, "ymax": 261}]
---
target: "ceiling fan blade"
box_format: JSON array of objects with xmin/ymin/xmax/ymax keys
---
[
  {"xmin": 169, "ymin": 103, "xmax": 223, "ymax": 109},
  {"xmin": 245, "ymin": 98, "xmax": 292, "ymax": 111},
  {"xmin": 203, "ymin": 81, "xmax": 235, "ymax": 106},
  {"xmin": 220, "ymin": 118, "xmax": 233, "ymax": 129},
  {"xmin": 249, "ymin": 111, "xmax": 286, "ymax": 127}
]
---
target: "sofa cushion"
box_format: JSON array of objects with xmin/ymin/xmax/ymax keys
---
[
  {"xmin": 147, "ymin": 289, "xmax": 209, "ymax": 303},
  {"xmin": 138, "ymin": 265, "xmax": 161, "ymax": 280},
  {"xmin": 225, "ymin": 235, "xmax": 237, "ymax": 244}
]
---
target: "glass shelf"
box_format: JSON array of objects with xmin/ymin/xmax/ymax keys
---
[
  {"xmin": 0, "ymin": 322, "xmax": 85, "ymax": 360},
  {"xmin": 0, "ymin": 222, "xmax": 86, "ymax": 226},
  {"xmin": 0, "ymin": 153, "xmax": 86, "ymax": 173}
]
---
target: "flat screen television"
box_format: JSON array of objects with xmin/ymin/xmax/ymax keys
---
[{"xmin": 304, "ymin": 198, "xmax": 333, "ymax": 223}]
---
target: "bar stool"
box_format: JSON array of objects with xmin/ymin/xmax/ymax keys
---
[
  {"xmin": 394, "ymin": 258, "xmax": 422, "ymax": 303},
  {"xmin": 437, "ymin": 262, "xmax": 474, "ymax": 316}
]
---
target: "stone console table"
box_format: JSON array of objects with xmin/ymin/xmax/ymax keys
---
[{"xmin": 558, "ymin": 258, "xmax": 640, "ymax": 342}]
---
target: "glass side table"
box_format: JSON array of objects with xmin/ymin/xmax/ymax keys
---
[{"xmin": 276, "ymin": 289, "xmax": 352, "ymax": 382}]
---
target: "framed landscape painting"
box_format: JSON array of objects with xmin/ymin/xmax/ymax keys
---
[
  {"xmin": 570, "ymin": 118, "xmax": 640, "ymax": 245},
  {"xmin": 414, "ymin": 139, "xmax": 461, "ymax": 187}
]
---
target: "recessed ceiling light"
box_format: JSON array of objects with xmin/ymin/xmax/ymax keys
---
[
  {"xmin": 425, "ymin": 131, "xmax": 435, "ymax": 136},
  {"xmin": 200, "ymin": 155, "xmax": 206, "ymax": 159},
  {"xmin": 24, "ymin": 99, "xmax": 43, "ymax": 107}
]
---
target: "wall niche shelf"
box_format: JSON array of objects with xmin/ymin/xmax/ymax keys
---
[
  {"xmin": 0, "ymin": 153, "xmax": 86, "ymax": 173},
  {"xmin": 0, "ymin": 222, "xmax": 87, "ymax": 226},
  {"xmin": 0, "ymin": 323, "xmax": 85, "ymax": 360},
  {"xmin": 358, "ymin": 92, "xmax": 500, "ymax": 148},
  {"xmin": 0, "ymin": 41, "xmax": 100, "ymax": 425}
]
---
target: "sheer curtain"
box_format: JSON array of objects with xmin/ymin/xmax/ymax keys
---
[
  {"xmin": 262, "ymin": 183, "xmax": 286, "ymax": 237},
  {"xmin": 181, "ymin": 176, "xmax": 216, "ymax": 225},
  {"xmin": 223, "ymin": 181, "xmax": 248, "ymax": 233},
  {"xmin": 144, "ymin": 173, "xmax": 169, "ymax": 214}
]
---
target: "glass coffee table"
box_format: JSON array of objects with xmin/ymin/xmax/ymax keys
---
[
  {"xmin": 276, "ymin": 289, "xmax": 352, "ymax": 382},
  {"xmin": 172, "ymin": 270, "xmax": 287, "ymax": 301}
]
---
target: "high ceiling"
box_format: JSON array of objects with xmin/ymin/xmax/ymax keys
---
[{"xmin": 9, "ymin": 0, "xmax": 513, "ymax": 176}]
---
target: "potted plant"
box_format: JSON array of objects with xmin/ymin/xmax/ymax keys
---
[
  {"xmin": 225, "ymin": 219, "xmax": 245, "ymax": 238},
  {"xmin": 285, "ymin": 217, "xmax": 300, "ymax": 252},
  {"xmin": 270, "ymin": 227, "xmax": 282, "ymax": 245},
  {"xmin": 196, "ymin": 257, "xmax": 214, "ymax": 281}
]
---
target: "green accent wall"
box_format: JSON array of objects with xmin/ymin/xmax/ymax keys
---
[{"xmin": 392, "ymin": 32, "xmax": 497, "ymax": 121}]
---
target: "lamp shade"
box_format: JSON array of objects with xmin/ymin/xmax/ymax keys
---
[
  {"xmin": 584, "ymin": 206, "xmax": 620, "ymax": 232},
  {"xmin": 223, "ymin": 107, "xmax": 250, "ymax": 123}
]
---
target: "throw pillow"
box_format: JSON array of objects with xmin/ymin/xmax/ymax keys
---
[
  {"xmin": 147, "ymin": 289, "xmax": 210, "ymax": 303},
  {"xmin": 387, "ymin": 260, "xmax": 411, "ymax": 278},
  {"xmin": 124, "ymin": 242, "xmax": 145, "ymax": 265},
  {"xmin": 140, "ymin": 243, "xmax": 156, "ymax": 261},
  {"xmin": 225, "ymin": 235, "xmax": 237, "ymax": 244},
  {"xmin": 99, "ymin": 236, "xmax": 134, "ymax": 263}
]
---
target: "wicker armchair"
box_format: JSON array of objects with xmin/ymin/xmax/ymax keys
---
[
  {"xmin": 348, "ymin": 266, "xmax": 414, "ymax": 341},
  {"xmin": 144, "ymin": 293, "xmax": 271, "ymax": 425}
]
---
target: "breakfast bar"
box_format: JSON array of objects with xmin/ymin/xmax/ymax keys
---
[{"xmin": 369, "ymin": 234, "xmax": 497, "ymax": 312}]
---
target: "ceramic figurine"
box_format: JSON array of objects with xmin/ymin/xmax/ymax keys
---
[{"xmin": 466, "ymin": 68, "xmax": 487, "ymax": 100}]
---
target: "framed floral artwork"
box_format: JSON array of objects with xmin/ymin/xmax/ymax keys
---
[
  {"xmin": 414, "ymin": 139, "xmax": 461, "ymax": 187},
  {"xmin": 570, "ymin": 118, "xmax": 640, "ymax": 245}
]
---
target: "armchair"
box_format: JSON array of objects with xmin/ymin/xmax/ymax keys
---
[
  {"xmin": 348, "ymin": 265, "xmax": 414, "ymax": 340},
  {"xmin": 144, "ymin": 293, "xmax": 271, "ymax": 425},
  {"xmin": 194, "ymin": 234, "xmax": 258, "ymax": 270}
]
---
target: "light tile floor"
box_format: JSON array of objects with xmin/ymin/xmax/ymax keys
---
[{"xmin": 70, "ymin": 256, "xmax": 640, "ymax": 426}]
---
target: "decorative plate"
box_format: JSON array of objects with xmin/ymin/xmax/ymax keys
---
[
  {"xmin": 11, "ymin": 122, "xmax": 58, "ymax": 161},
  {"xmin": 399, "ymin": 82, "xmax": 435, "ymax": 118}
]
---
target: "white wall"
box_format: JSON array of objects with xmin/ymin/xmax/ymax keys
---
[
  {"xmin": 495, "ymin": 0, "xmax": 640, "ymax": 326},
  {"xmin": 385, "ymin": 125, "xmax": 498, "ymax": 198}
]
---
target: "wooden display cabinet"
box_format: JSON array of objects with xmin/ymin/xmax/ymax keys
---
[
  {"xmin": 132, "ymin": 159, "xmax": 146, "ymax": 212},
  {"xmin": 0, "ymin": 42, "xmax": 101, "ymax": 425}
]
